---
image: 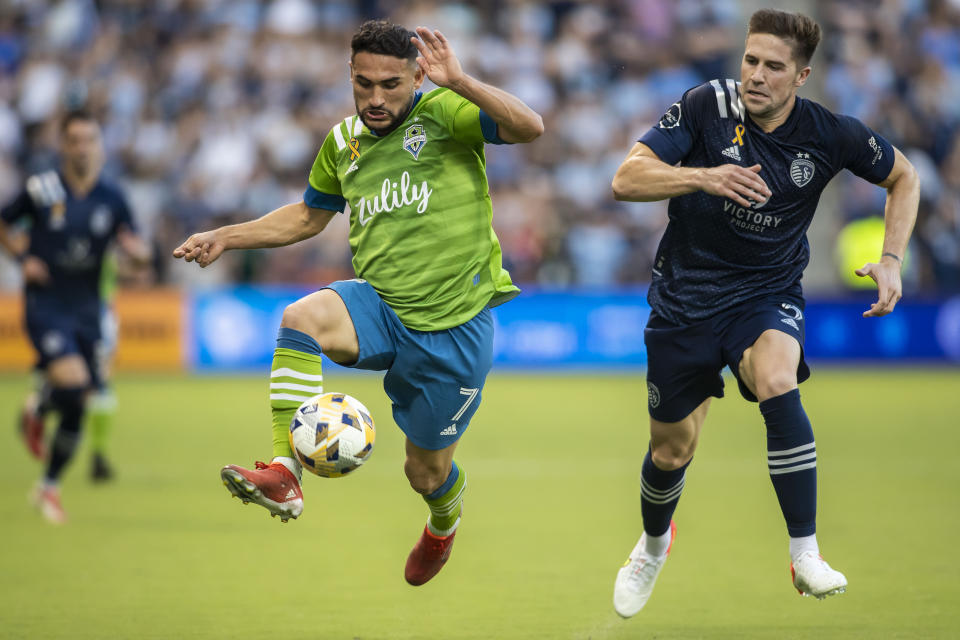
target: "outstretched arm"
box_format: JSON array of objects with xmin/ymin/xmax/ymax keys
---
[
  {"xmin": 117, "ymin": 228, "xmax": 153, "ymax": 267},
  {"xmin": 855, "ymin": 146, "xmax": 920, "ymax": 317},
  {"xmin": 411, "ymin": 27, "xmax": 543, "ymax": 143},
  {"xmin": 612, "ymin": 142, "xmax": 772, "ymax": 207},
  {"xmin": 172, "ymin": 201, "xmax": 336, "ymax": 268}
]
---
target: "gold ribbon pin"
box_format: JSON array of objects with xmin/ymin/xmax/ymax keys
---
[
  {"xmin": 731, "ymin": 124, "xmax": 745, "ymax": 146},
  {"xmin": 348, "ymin": 137, "xmax": 360, "ymax": 161}
]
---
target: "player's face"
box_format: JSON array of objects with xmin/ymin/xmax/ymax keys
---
[
  {"xmin": 350, "ymin": 52, "xmax": 425, "ymax": 135},
  {"xmin": 62, "ymin": 120, "xmax": 104, "ymax": 179},
  {"xmin": 740, "ymin": 33, "xmax": 810, "ymax": 121}
]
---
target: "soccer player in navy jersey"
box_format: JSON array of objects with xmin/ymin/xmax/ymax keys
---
[
  {"xmin": 610, "ymin": 9, "xmax": 919, "ymax": 616},
  {"xmin": 0, "ymin": 111, "xmax": 151, "ymax": 524}
]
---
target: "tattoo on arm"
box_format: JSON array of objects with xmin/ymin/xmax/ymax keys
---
[{"xmin": 882, "ymin": 252, "xmax": 902, "ymax": 264}]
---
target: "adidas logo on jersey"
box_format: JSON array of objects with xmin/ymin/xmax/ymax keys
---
[
  {"xmin": 721, "ymin": 145, "xmax": 741, "ymax": 161},
  {"xmin": 345, "ymin": 160, "xmax": 359, "ymax": 175},
  {"xmin": 439, "ymin": 424, "xmax": 458, "ymax": 436}
]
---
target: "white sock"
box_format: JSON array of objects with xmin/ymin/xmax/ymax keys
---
[
  {"xmin": 789, "ymin": 534, "xmax": 819, "ymax": 562},
  {"xmin": 427, "ymin": 515, "xmax": 461, "ymax": 538},
  {"xmin": 272, "ymin": 456, "xmax": 302, "ymax": 481},
  {"xmin": 643, "ymin": 529, "xmax": 673, "ymax": 557}
]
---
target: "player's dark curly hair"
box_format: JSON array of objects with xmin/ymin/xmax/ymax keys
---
[
  {"xmin": 351, "ymin": 20, "xmax": 418, "ymax": 62},
  {"xmin": 747, "ymin": 9, "xmax": 821, "ymax": 67}
]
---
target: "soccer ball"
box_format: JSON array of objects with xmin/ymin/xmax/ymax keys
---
[{"xmin": 289, "ymin": 392, "xmax": 376, "ymax": 478}]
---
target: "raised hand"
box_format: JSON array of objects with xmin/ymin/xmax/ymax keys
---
[
  {"xmin": 411, "ymin": 27, "xmax": 465, "ymax": 89},
  {"xmin": 172, "ymin": 229, "xmax": 226, "ymax": 268}
]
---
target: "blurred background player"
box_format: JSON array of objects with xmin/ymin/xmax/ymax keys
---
[
  {"xmin": 19, "ymin": 249, "xmax": 122, "ymax": 482},
  {"xmin": 0, "ymin": 110, "xmax": 151, "ymax": 523},
  {"xmin": 610, "ymin": 9, "xmax": 919, "ymax": 616},
  {"xmin": 173, "ymin": 20, "xmax": 542, "ymax": 585}
]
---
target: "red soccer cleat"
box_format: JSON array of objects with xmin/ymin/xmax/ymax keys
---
[
  {"xmin": 220, "ymin": 461, "xmax": 303, "ymax": 522},
  {"xmin": 404, "ymin": 525, "xmax": 458, "ymax": 586},
  {"xmin": 31, "ymin": 483, "xmax": 67, "ymax": 525},
  {"xmin": 19, "ymin": 398, "xmax": 46, "ymax": 460}
]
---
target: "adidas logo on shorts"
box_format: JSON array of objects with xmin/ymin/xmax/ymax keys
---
[{"xmin": 439, "ymin": 424, "xmax": 458, "ymax": 436}]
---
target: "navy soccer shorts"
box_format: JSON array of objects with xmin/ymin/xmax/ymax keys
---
[
  {"xmin": 644, "ymin": 294, "xmax": 810, "ymax": 422},
  {"xmin": 323, "ymin": 279, "xmax": 494, "ymax": 451},
  {"xmin": 24, "ymin": 306, "xmax": 104, "ymax": 389}
]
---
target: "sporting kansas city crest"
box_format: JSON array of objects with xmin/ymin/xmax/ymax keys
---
[
  {"xmin": 402, "ymin": 123, "xmax": 427, "ymax": 159},
  {"xmin": 790, "ymin": 152, "xmax": 815, "ymax": 188}
]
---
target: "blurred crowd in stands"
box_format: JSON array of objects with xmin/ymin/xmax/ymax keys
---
[{"xmin": 0, "ymin": 0, "xmax": 957, "ymax": 291}]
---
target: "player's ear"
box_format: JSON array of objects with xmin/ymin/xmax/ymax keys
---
[
  {"xmin": 348, "ymin": 60, "xmax": 354, "ymax": 81},
  {"xmin": 411, "ymin": 60, "xmax": 425, "ymax": 89},
  {"xmin": 795, "ymin": 66, "xmax": 811, "ymax": 87}
]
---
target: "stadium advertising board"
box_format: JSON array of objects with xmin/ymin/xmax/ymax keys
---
[
  {"xmin": 188, "ymin": 287, "xmax": 960, "ymax": 370},
  {"xmin": 0, "ymin": 293, "xmax": 33, "ymax": 369},
  {"xmin": 111, "ymin": 289, "xmax": 186, "ymax": 370},
  {"xmin": 0, "ymin": 290, "xmax": 185, "ymax": 371}
]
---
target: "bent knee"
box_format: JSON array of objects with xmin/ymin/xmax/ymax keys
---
[
  {"xmin": 47, "ymin": 355, "xmax": 90, "ymax": 388},
  {"xmin": 650, "ymin": 441, "xmax": 694, "ymax": 471},
  {"xmin": 404, "ymin": 459, "xmax": 447, "ymax": 495},
  {"xmin": 280, "ymin": 298, "xmax": 316, "ymax": 334},
  {"xmin": 754, "ymin": 372, "xmax": 798, "ymax": 401},
  {"xmin": 280, "ymin": 291, "xmax": 341, "ymax": 335}
]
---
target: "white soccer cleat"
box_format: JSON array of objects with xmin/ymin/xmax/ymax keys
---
[
  {"xmin": 790, "ymin": 551, "xmax": 847, "ymax": 599},
  {"xmin": 613, "ymin": 520, "xmax": 676, "ymax": 618}
]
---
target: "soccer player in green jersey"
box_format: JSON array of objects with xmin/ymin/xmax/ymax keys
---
[{"xmin": 173, "ymin": 20, "xmax": 543, "ymax": 585}]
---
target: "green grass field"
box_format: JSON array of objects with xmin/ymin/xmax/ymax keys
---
[{"xmin": 1, "ymin": 369, "xmax": 958, "ymax": 639}]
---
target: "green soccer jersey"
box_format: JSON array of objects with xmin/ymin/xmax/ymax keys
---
[{"xmin": 305, "ymin": 88, "xmax": 519, "ymax": 331}]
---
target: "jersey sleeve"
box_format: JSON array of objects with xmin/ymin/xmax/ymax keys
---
[
  {"xmin": 304, "ymin": 128, "xmax": 347, "ymax": 213},
  {"xmin": 833, "ymin": 115, "xmax": 895, "ymax": 184},
  {"xmin": 439, "ymin": 90, "xmax": 509, "ymax": 146},
  {"xmin": 638, "ymin": 83, "xmax": 713, "ymax": 165},
  {"xmin": 113, "ymin": 191, "xmax": 137, "ymax": 235},
  {"xmin": 0, "ymin": 189, "xmax": 34, "ymax": 225}
]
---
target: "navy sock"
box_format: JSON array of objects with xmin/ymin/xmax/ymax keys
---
[
  {"xmin": 276, "ymin": 327, "xmax": 323, "ymax": 355},
  {"xmin": 45, "ymin": 387, "xmax": 86, "ymax": 482},
  {"xmin": 760, "ymin": 389, "xmax": 817, "ymax": 537},
  {"xmin": 640, "ymin": 447, "xmax": 690, "ymax": 537}
]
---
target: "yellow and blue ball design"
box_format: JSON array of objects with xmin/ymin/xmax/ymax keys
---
[{"xmin": 289, "ymin": 392, "xmax": 376, "ymax": 478}]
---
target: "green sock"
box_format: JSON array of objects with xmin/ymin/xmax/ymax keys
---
[
  {"xmin": 425, "ymin": 461, "xmax": 465, "ymax": 537},
  {"xmin": 269, "ymin": 347, "xmax": 324, "ymax": 459},
  {"xmin": 88, "ymin": 390, "xmax": 117, "ymax": 455}
]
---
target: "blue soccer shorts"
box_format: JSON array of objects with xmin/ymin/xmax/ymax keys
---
[
  {"xmin": 644, "ymin": 294, "xmax": 810, "ymax": 423},
  {"xmin": 323, "ymin": 279, "xmax": 494, "ymax": 451},
  {"xmin": 24, "ymin": 306, "xmax": 104, "ymax": 389}
]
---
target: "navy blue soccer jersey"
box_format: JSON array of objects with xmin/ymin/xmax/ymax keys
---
[
  {"xmin": 1, "ymin": 170, "xmax": 135, "ymax": 316},
  {"xmin": 638, "ymin": 79, "xmax": 895, "ymax": 325}
]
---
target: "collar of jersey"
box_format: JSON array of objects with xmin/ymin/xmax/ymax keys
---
[
  {"xmin": 57, "ymin": 169, "xmax": 103, "ymax": 200},
  {"xmin": 367, "ymin": 91, "xmax": 424, "ymax": 137},
  {"xmin": 747, "ymin": 95, "xmax": 803, "ymax": 138}
]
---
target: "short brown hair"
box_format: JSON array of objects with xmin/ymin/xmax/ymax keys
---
[
  {"xmin": 747, "ymin": 9, "xmax": 821, "ymax": 67},
  {"xmin": 60, "ymin": 109, "xmax": 97, "ymax": 133}
]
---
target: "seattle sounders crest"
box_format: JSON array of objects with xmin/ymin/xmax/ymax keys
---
[{"xmin": 403, "ymin": 124, "xmax": 427, "ymax": 159}]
